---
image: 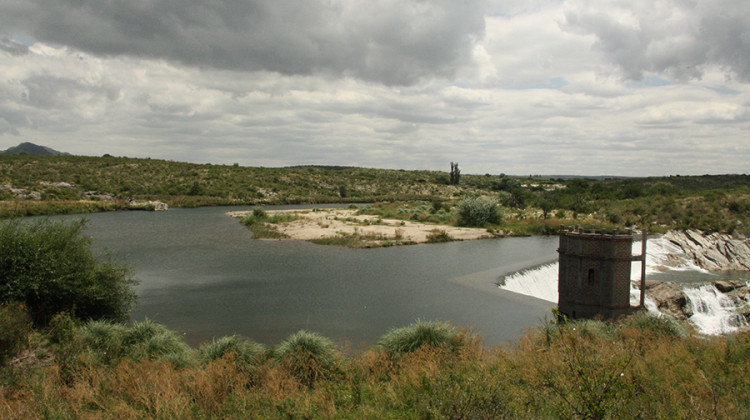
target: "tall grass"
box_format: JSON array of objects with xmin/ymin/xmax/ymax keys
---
[
  {"xmin": 198, "ymin": 335, "xmax": 266, "ymax": 385},
  {"xmin": 377, "ymin": 320, "xmax": 460, "ymax": 357},
  {"xmin": 0, "ymin": 302, "xmax": 31, "ymax": 365},
  {"xmin": 272, "ymin": 330, "xmax": 340, "ymax": 387},
  {"xmin": 80, "ymin": 319, "xmax": 195, "ymax": 368},
  {"xmin": 0, "ymin": 313, "xmax": 748, "ymax": 418}
]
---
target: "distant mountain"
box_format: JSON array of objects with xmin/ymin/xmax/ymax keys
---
[{"xmin": 1, "ymin": 142, "xmax": 70, "ymax": 156}]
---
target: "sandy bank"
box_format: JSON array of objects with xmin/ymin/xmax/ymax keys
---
[{"xmin": 228, "ymin": 208, "xmax": 493, "ymax": 246}]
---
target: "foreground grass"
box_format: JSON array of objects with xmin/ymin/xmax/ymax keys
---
[{"xmin": 1, "ymin": 313, "xmax": 748, "ymax": 419}]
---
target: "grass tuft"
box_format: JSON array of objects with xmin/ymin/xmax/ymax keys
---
[
  {"xmin": 273, "ymin": 330, "xmax": 339, "ymax": 387},
  {"xmin": 199, "ymin": 335, "xmax": 267, "ymax": 377},
  {"xmin": 377, "ymin": 320, "xmax": 458, "ymax": 356}
]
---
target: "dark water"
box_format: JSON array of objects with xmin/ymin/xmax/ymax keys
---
[{"xmin": 56, "ymin": 206, "xmax": 559, "ymax": 348}]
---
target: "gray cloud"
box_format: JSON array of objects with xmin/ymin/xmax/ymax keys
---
[
  {"xmin": 562, "ymin": 0, "xmax": 750, "ymax": 82},
  {"xmin": 0, "ymin": 0, "xmax": 486, "ymax": 86},
  {"xmin": 0, "ymin": 36, "xmax": 29, "ymax": 56},
  {"xmin": 1, "ymin": 1, "xmax": 748, "ymax": 177}
]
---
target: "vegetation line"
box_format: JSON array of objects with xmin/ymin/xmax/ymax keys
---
[{"xmin": 1, "ymin": 154, "xmax": 748, "ymax": 236}]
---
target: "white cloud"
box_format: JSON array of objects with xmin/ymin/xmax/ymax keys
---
[{"xmin": 0, "ymin": 0, "xmax": 748, "ymax": 176}]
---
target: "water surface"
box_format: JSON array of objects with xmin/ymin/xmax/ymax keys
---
[{"xmin": 60, "ymin": 206, "xmax": 559, "ymax": 347}]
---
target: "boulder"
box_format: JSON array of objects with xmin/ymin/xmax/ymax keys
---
[
  {"xmin": 713, "ymin": 280, "xmax": 744, "ymax": 293},
  {"xmin": 647, "ymin": 282, "xmax": 689, "ymax": 320}
]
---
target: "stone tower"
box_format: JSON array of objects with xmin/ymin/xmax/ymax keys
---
[{"xmin": 557, "ymin": 226, "xmax": 645, "ymax": 320}]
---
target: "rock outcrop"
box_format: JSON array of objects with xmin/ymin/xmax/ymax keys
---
[
  {"xmin": 126, "ymin": 200, "xmax": 169, "ymax": 211},
  {"xmin": 644, "ymin": 280, "xmax": 749, "ymax": 322},
  {"xmin": 663, "ymin": 230, "xmax": 750, "ymax": 271},
  {"xmin": 644, "ymin": 281, "xmax": 690, "ymax": 320},
  {"xmin": 0, "ymin": 184, "xmax": 41, "ymax": 200}
]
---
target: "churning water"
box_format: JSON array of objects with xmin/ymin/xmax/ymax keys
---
[
  {"xmin": 498, "ymin": 236, "xmax": 749, "ymax": 335},
  {"xmin": 683, "ymin": 285, "xmax": 749, "ymax": 334}
]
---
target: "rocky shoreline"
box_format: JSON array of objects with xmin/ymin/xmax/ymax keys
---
[
  {"xmin": 644, "ymin": 280, "xmax": 749, "ymax": 322},
  {"xmin": 641, "ymin": 229, "xmax": 750, "ymax": 328},
  {"xmin": 663, "ymin": 229, "xmax": 750, "ymax": 271}
]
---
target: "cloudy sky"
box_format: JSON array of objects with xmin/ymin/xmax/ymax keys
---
[{"xmin": 1, "ymin": 0, "xmax": 748, "ymax": 176}]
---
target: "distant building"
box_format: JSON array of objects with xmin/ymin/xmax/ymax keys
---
[{"xmin": 557, "ymin": 226, "xmax": 646, "ymax": 320}]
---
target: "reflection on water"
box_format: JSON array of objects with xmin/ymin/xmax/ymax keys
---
[{"xmin": 55, "ymin": 206, "xmax": 559, "ymax": 347}]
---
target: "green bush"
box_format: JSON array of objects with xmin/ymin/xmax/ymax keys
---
[
  {"xmin": 426, "ymin": 229, "xmax": 452, "ymax": 243},
  {"xmin": 377, "ymin": 320, "xmax": 458, "ymax": 356},
  {"xmin": 0, "ymin": 219, "xmax": 138, "ymax": 326},
  {"xmin": 199, "ymin": 335, "xmax": 266, "ymax": 364},
  {"xmin": 80, "ymin": 319, "xmax": 195, "ymax": 368},
  {"xmin": 199, "ymin": 335, "xmax": 266, "ymax": 381},
  {"xmin": 273, "ymin": 330, "xmax": 339, "ymax": 387},
  {"xmin": 457, "ymin": 196, "xmax": 503, "ymax": 227},
  {"xmin": 0, "ymin": 302, "xmax": 32, "ymax": 364}
]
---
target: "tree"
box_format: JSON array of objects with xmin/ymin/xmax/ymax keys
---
[
  {"xmin": 450, "ymin": 162, "xmax": 461, "ymax": 185},
  {"xmin": 0, "ymin": 219, "xmax": 138, "ymax": 326},
  {"xmin": 457, "ymin": 196, "xmax": 503, "ymax": 227},
  {"xmin": 540, "ymin": 200, "xmax": 555, "ymax": 220}
]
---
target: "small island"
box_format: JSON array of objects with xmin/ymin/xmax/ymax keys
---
[{"xmin": 229, "ymin": 207, "xmax": 493, "ymax": 247}]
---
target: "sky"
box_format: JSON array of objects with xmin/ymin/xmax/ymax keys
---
[{"xmin": 1, "ymin": 0, "xmax": 748, "ymax": 176}]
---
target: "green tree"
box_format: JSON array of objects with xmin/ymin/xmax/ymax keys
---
[
  {"xmin": 0, "ymin": 219, "xmax": 138, "ymax": 326},
  {"xmin": 450, "ymin": 162, "xmax": 461, "ymax": 185},
  {"xmin": 457, "ymin": 196, "xmax": 503, "ymax": 227}
]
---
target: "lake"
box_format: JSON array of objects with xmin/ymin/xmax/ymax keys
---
[{"xmin": 56, "ymin": 206, "xmax": 559, "ymax": 348}]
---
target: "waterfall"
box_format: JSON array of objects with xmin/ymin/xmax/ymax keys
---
[
  {"xmin": 499, "ymin": 262, "xmax": 558, "ymax": 303},
  {"xmin": 683, "ymin": 285, "xmax": 748, "ymax": 335},
  {"xmin": 498, "ymin": 236, "xmax": 682, "ymax": 304},
  {"xmin": 498, "ymin": 235, "xmax": 748, "ymax": 334}
]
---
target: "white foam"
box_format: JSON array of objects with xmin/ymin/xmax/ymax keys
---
[
  {"xmin": 683, "ymin": 284, "xmax": 748, "ymax": 335},
  {"xmin": 499, "ymin": 263, "xmax": 558, "ymax": 303},
  {"xmin": 497, "ymin": 234, "xmax": 746, "ymax": 335}
]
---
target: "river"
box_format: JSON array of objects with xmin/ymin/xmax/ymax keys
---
[{"xmin": 54, "ymin": 206, "xmax": 560, "ymax": 348}]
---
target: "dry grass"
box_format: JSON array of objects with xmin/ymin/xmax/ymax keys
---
[{"xmin": 0, "ymin": 316, "xmax": 748, "ymax": 418}]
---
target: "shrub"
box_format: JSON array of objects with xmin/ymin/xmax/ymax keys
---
[
  {"xmin": 456, "ymin": 196, "xmax": 502, "ymax": 227},
  {"xmin": 252, "ymin": 208, "xmax": 267, "ymax": 218},
  {"xmin": 47, "ymin": 311, "xmax": 79, "ymax": 345},
  {"xmin": 377, "ymin": 320, "xmax": 458, "ymax": 356},
  {"xmin": 426, "ymin": 229, "xmax": 452, "ymax": 243},
  {"xmin": 240, "ymin": 208, "xmax": 266, "ymax": 225},
  {"xmin": 79, "ymin": 320, "xmax": 128, "ymax": 364},
  {"xmin": 622, "ymin": 310, "xmax": 687, "ymax": 338},
  {"xmin": 273, "ymin": 330, "xmax": 339, "ymax": 386},
  {"xmin": 80, "ymin": 319, "xmax": 195, "ymax": 368},
  {"xmin": 0, "ymin": 302, "xmax": 32, "ymax": 364},
  {"xmin": 49, "ymin": 312, "xmax": 86, "ymax": 382},
  {"xmin": 0, "ymin": 219, "xmax": 138, "ymax": 326},
  {"xmin": 199, "ymin": 335, "xmax": 266, "ymax": 368}
]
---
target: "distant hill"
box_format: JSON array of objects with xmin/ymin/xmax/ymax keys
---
[{"xmin": 1, "ymin": 142, "xmax": 70, "ymax": 156}]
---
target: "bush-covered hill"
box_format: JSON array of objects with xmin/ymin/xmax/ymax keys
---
[{"xmin": 1, "ymin": 154, "xmax": 749, "ymax": 234}]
